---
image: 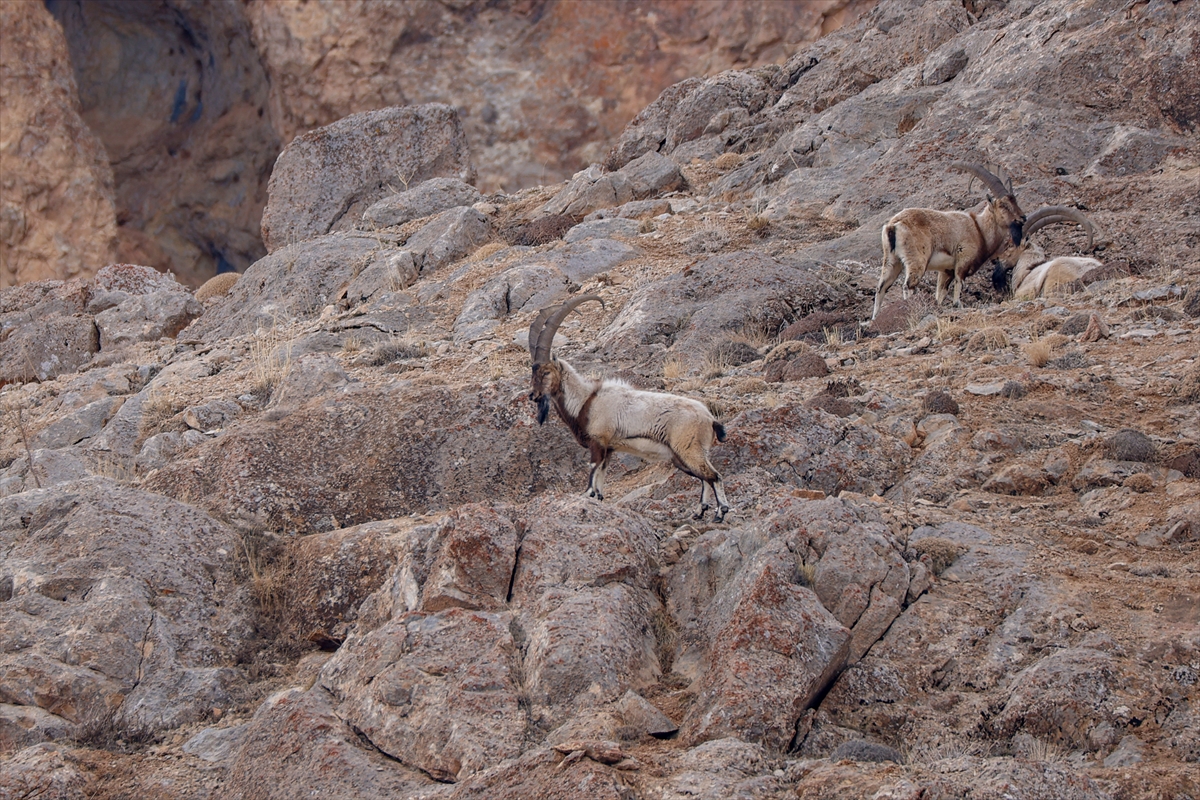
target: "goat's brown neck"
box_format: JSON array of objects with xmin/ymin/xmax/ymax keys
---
[
  {"xmin": 967, "ymin": 212, "xmax": 991, "ymax": 272},
  {"xmin": 553, "ymin": 385, "xmax": 600, "ymax": 448}
]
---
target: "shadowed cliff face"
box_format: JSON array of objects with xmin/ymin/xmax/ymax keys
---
[{"xmin": 46, "ymin": 0, "xmax": 280, "ymax": 287}]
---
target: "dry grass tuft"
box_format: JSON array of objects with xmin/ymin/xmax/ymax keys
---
[
  {"xmin": 966, "ymin": 326, "xmax": 1009, "ymax": 352},
  {"xmin": 364, "ymin": 337, "xmax": 428, "ymax": 366},
  {"xmin": 662, "ymin": 356, "xmax": 688, "ymax": 382},
  {"xmin": 713, "ymin": 152, "xmax": 743, "ymax": 170},
  {"xmin": 797, "ymin": 561, "xmax": 817, "ymax": 587},
  {"xmin": 469, "ymin": 241, "xmax": 507, "ymax": 263},
  {"xmin": 747, "ymin": 215, "xmax": 770, "ymax": 237},
  {"xmin": 1022, "ymin": 337, "xmax": 1054, "ymax": 367}
]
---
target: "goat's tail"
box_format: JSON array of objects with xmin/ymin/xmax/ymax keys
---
[
  {"xmin": 712, "ymin": 421, "xmax": 727, "ymax": 442},
  {"xmin": 885, "ymin": 223, "xmax": 897, "ymax": 253}
]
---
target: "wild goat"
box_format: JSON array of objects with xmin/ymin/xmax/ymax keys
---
[
  {"xmin": 528, "ymin": 295, "xmax": 731, "ymax": 521},
  {"xmin": 990, "ymin": 206, "xmax": 1102, "ymax": 300},
  {"xmin": 873, "ymin": 162, "xmax": 1026, "ymax": 319}
]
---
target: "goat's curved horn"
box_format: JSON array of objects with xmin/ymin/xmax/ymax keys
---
[
  {"xmin": 1023, "ymin": 206, "xmax": 1095, "ymax": 248},
  {"xmin": 530, "ymin": 294, "xmax": 606, "ymax": 366},
  {"xmin": 950, "ymin": 162, "xmax": 1012, "ymax": 199}
]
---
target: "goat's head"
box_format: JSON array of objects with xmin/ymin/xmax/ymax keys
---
[
  {"xmin": 950, "ymin": 162, "xmax": 1026, "ymax": 245},
  {"xmin": 528, "ymin": 294, "xmax": 605, "ymax": 424},
  {"xmin": 990, "ymin": 206, "xmax": 1096, "ymax": 291}
]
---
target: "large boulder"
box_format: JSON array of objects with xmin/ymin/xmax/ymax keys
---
[
  {"xmin": 260, "ymin": 105, "xmax": 475, "ymax": 252},
  {"xmin": 0, "ymin": 479, "xmax": 253, "ymax": 738}
]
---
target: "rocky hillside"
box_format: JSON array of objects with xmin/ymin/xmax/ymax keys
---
[
  {"xmin": 2, "ymin": 0, "xmax": 1199, "ymax": 798},
  {"xmin": 2, "ymin": 0, "xmax": 869, "ymax": 287}
]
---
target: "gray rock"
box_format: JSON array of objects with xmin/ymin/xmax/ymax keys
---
[
  {"xmin": 183, "ymin": 399, "xmax": 242, "ymax": 431},
  {"xmin": 184, "ymin": 233, "xmax": 384, "ymax": 342},
  {"xmin": 563, "ymin": 217, "xmax": 642, "ymax": 243},
  {"xmin": 142, "ymin": 380, "xmax": 585, "ymax": 533},
  {"xmin": 616, "ymin": 690, "xmax": 678, "ymax": 738},
  {"xmin": 362, "ymin": 177, "xmax": 481, "ymax": 229},
  {"xmin": 321, "ymin": 608, "xmax": 525, "ymax": 782},
  {"xmin": 0, "ymin": 314, "xmax": 98, "ymax": 383},
  {"xmin": 541, "ymin": 238, "xmax": 639, "ymax": 283},
  {"xmin": 95, "ymin": 290, "xmax": 204, "ymax": 349},
  {"xmin": 510, "ymin": 498, "xmax": 663, "ymax": 723},
  {"xmin": 596, "ymin": 250, "xmax": 850, "ymax": 371},
  {"xmin": 0, "ymin": 479, "xmax": 252, "ymax": 735},
  {"xmin": 454, "ymin": 264, "xmax": 570, "ymax": 342},
  {"xmin": 270, "ymin": 353, "xmax": 349, "ymax": 409},
  {"xmin": 261, "ymin": 105, "xmax": 475, "ymax": 252},
  {"xmin": 228, "ymin": 687, "xmax": 429, "ymax": 798},
  {"xmin": 31, "ymin": 397, "xmax": 123, "ymax": 449},
  {"xmin": 404, "ymin": 205, "xmax": 491, "ymax": 273},
  {"xmin": 922, "ymin": 46, "xmax": 968, "ymax": 85},
  {"xmin": 542, "ymin": 152, "xmax": 684, "ymax": 218},
  {"xmin": 831, "ymin": 739, "xmax": 905, "ymax": 763},
  {"xmin": 681, "ymin": 539, "xmax": 851, "ymax": 752},
  {"xmin": 0, "ymin": 449, "xmax": 90, "ymax": 496},
  {"xmin": 182, "ymin": 723, "xmax": 248, "ymax": 763},
  {"xmin": 343, "ymin": 250, "xmax": 419, "ymax": 305}
]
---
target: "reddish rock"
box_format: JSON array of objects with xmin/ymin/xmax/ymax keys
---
[{"xmin": 0, "ymin": 1, "xmax": 118, "ymax": 286}]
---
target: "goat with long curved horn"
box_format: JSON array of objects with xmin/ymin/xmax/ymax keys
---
[
  {"xmin": 990, "ymin": 206, "xmax": 1102, "ymax": 298},
  {"xmin": 872, "ymin": 161, "xmax": 1027, "ymax": 318},
  {"xmin": 528, "ymin": 296, "xmax": 731, "ymax": 521}
]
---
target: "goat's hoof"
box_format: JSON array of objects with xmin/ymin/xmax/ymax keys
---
[
  {"xmin": 693, "ymin": 506, "xmax": 709, "ymax": 521},
  {"xmin": 714, "ymin": 506, "xmax": 731, "ymax": 523}
]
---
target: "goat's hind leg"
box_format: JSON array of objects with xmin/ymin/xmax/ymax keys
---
[
  {"xmin": 873, "ymin": 254, "xmax": 905, "ymax": 320},
  {"xmin": 708, "ymin": 475, "xmax": 731, "ymax": 522}
]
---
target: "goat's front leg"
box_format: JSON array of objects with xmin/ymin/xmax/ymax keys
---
[{"xmin": 584, "ymin": 446, "xmax": 610, "ymax": 500}]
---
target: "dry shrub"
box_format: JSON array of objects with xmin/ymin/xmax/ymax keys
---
[
  {"xmin": 469, "ymin": 241, "xmax": 507, "ymax": 262},
  {"xmin": 662, "ymin": 356, "xmax": 687, "ymax": 382},
  {"xmin": 1178, "ymin": 362, "xmax": 1200, "ymax": 403},
  {"xmin": 683, "ymin": 225, "xmax": 731, "ymax": 254},
  {"xmin": 782, "ymin": 310, "xmax": 851, "ymax": 343},
  {"xmin": 922, "ymin": 390, "xmax": 959, "ymax": 415},
  {"xmin": 966, "ymin": 327, "xmax": 1009, "ymax": 352},
  {"xmin": 1022, "ymin": 337, "xmax": 1054, "ymax": 367},
  {"xmin": 713, "ymin": 152, "xmax": 743, "ymax": 170},
  {"xmin": 733, "ymin": 376, "xmax": 769, "ymax": 394},
  {"xmin": 365, "ymin": 338, "xmax": 428, "ymax": 366},
  {"xmin": 912, "ymin": 537, "xmax": 967, "ymax": 575},
  {"xmin": 805, "ymin": 393, "xmax": 853, "ymax": 417},
  {"xmin": 747, "ymin": 215, "xmax": 770, "ymax": 237},
  {"xmin": 501, "ymin": 213, "xmax": 577, "ymax": 246},
  {"xmin": 709, "ymin": 339, "xmax": 760, "ymax": 367}
]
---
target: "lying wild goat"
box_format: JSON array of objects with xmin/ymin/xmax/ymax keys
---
[
  {"xmin": 873, "ymin": 162, "xmax": 1026, "ymax": 319},
  {"xmin": 528, "ymin": 295, "xmax": 731, "ymax": 521},
  {"xmin": 990, "ymin": 206, "xmax": 1102, "ymax": 300}
]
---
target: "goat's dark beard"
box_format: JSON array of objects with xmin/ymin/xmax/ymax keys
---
[
  {"xmin": 536, "ymin": 395, "xmax": 550, "ymax": 425},
  {"xmin": 991, "ymin": 260, "xmax": 1012, "ymax": 293}
]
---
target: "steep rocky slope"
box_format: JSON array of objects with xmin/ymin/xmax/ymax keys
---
[{"xmin": 2, "ymin": 1, "xmax": 1199, "ymax": 798}]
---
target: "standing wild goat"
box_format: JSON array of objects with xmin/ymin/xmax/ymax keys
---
[
  {"xmin": 528, "ymin": 295, "xmax": 731, "ymax": 521},
  {"xmin": 990, "ymin": 206, "xmax": 1102, "ymax": 300},
  {"xmin": 873, "ymin": 162, "xmax": 1026, "ymax": 319}
]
